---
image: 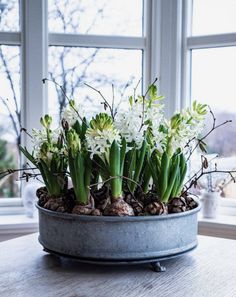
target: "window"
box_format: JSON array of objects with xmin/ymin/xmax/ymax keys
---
[
  {"xmin": 0, "ymin": 0, "xmax": 235, "ymax": 227},
  {"xmin": 48, "ymin": 46, "xmax": 142, "ymax": 122},
  {"xmin": 48, "ymin": 0, "xmax": 143, "ymax": 36},
  {"xmin": 185, "ymin": 0, "xmax": 236, "ymax": 200},
  {"xmin": 0, "ymin": 0, "xmax": 19, "ymax": 31},
  {"xmin": 48, "ymin": 0, "xmax": 144, "ymax": 123},
  {"xmin": 0, "ymin": 0, "xmax": 20, "ymax": 199},
  {"xmin": 192, "ymin": 0, "xmax": 236, "ymax": 36},
  {"xmin": 0, "ymin": 0, "xmax": 152, "ymax": 211}
]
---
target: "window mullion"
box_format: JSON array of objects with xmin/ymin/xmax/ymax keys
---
[
  {"xmin": 187, "ymin": 33, "xmax": 236, "ymax": 49},
  {"xmin": 180, "ymin": 0, "xmax": 193, "ymax": 109},
  {"xmin": 49, "ymin": 33, "xmax": 145, "ymax": 49},
  {"xmin": 155, "ymin": 0, "xmax": 183, "ymax": 118},
  {"xmin": 21, "ymin": 0, "xmax": 48, "ymax": 151},
  {"xmin": 142, "ymin": 0, "xmax": 152, "ymax": 90},
  {"xmin": 148, "ymin": 0, "xmax": 162, "ymax": 87},
  {"xmin": 0, "ymin": 32, "xmax": 21, "ymax": 45}
]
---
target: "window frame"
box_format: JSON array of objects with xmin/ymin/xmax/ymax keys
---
[{"xmin": 1, "ymin": 0, "xmax": 235, "ymax": 216}]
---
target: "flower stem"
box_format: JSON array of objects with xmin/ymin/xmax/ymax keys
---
[
  {"xmin": 129, "ymin": 140, "xmax": 147, "ymax": 193},
  {"xmin": 110, "ymin": 140, "xmax": 122, "ymax": 199},
  {"xmin": 68, "ymin": 152, "xmax": 89, "ymax": 204}
]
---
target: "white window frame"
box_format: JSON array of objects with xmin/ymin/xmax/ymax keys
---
[{"xmin": 1, "ymin": 0, "xmax": 236, "ymax": 218}]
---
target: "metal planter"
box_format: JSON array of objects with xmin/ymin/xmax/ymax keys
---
[{"xmin": 37, "ymin": 203, "xmax": 200, "ymax": 269}]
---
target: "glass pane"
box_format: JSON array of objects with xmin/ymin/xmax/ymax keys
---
[
  {"xmin": 0, "ymin": 45, "xmax": 20, "ymax": 198},
  {"xmin": 0, "ymin": 0, "xmax": 19, "ymax": 32},
  {"xmin": 191, "ymin": 47, "xmax": 236, "ymax": 198},
  {"xmin": 192, "ymin": 0, "xmax": 236, "ymax": 36},
  {"xmin": 48, "ymin": 0, "xmax": 143, "ymax": 36},
  {"xmin": 48, "ymin": 46, "xmax": 142, "ymax": 123}
]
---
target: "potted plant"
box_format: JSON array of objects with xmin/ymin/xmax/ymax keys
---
[{"xmin": 5, "ymin": 80, "xmax": 231, "ymax": 271}]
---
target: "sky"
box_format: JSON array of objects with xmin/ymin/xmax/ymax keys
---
[{"xmin": 191, "ymin": 0, "xmax": 236, "ymax": 113}]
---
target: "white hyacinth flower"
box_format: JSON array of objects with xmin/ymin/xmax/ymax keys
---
[
  {"xmin": 152, "ymin": 130, "xmax": 166, "ymax": 153},
  {"xmin": 145, "ymin": 103, "xmax": 166, "ymax": 151},
  {"xmin": 62, "ymin": 100, "xmax": 85, "ymax": 127},
  {"xmin": 86, "ymin": 128, "xmax": 120, "ymax": 158},
  {"xmin": 115, "ymin": 98, "xmax": 166, "ymax": 151},
  {"xmin": 169, "ymin": 114, "xmax": 205, "ymax": 153},
  {"xmin": 31, "ymin": 127, "xmax": 61, "ymax": 159},
  {"xmin": 86, "ymin": 113, "xmax": 121, "ymax": 159},
  {"xmin": 31, "ymin": 129, "xmax": 47, "ymax": 156},
  {"xmin": 115, "ymin": 102, "xmax": 148, "ymax": 149},
  {"xmin": 145, "ymin": 104, "xmax": 164, "ymax": 127}
]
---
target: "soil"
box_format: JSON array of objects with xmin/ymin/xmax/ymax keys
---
[{"xmin": 36, "ymin": 185, "xmax": 199, "ymax": 216}]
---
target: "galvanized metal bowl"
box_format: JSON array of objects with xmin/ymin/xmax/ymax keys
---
[{"xmin": 37, "ymin": 203, "xmax": 200, "ymax": 263}]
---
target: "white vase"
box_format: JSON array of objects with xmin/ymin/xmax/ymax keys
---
[
  {"xmin": 202, "ymin": 190, "xmax": 221, "ymax": 219},
  {"xmin": 22, "ymin": 181, "xmax": 42, "ymax": 218}
]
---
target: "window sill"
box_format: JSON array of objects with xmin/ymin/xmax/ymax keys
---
[
  {"xmin": 0, "ymin": 214, "xmax": 38, "ymax": 242},
  {"xmin": 198, "ymin": 215, "xmax": 236, "ymax": 240},
  {"xmin": 0, "ymin": 198, "xmax": 25, "ymax": 215}
]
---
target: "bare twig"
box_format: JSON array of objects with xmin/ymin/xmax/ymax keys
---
[
  {"xmin": 89, "ymin": 175, "xmax": 142, "ymax": 191},
  {"xmin": 43, "ymin": 77, "xmax": 86, "ymax": 124},
  {"xmin": 0, "ymin": 167, "xmax": 37, "ymax": 180},
  {"xmin": 20, "ymin": 127, "xmax": 33, "ymax": 139},
  {"xmin": 182, "ymin": 169, "xmax": 236, "ymax": 197},
  {"xmin": 0, "ymin": 97, "xmax": 20, "ymax": 144},
  {"xmin": 84, "ymin": 82, "xmax": 114, "ymax": 119},
  {"xmin": 218, "ymin": 169, "xmax": 236, "ymax": 191},
  {"xmin": 133, "ymin": 77, "xmax": 142, "ymax": 100},
  {"xmin": 186, "ymin": 106, "xmax": 232, "ymax": 161},
  {"xmin": 183, "ymin": 155, "xmax": 218, "ymax": 188},
  {"xmin": 201, "ymin": 107, "xmax": 231, "ymax": 143},
  {"xmin": 43, "ymin": 77, "xmax": 71, "ymax": 102},
  {"xmin": 20, "ymin": 172, "xmax": 41, "ymax": 182},
  {"xmin": 113, "ymin": 78, "xmax": 135, "ymax": 117},
  {"xmin": 0, "ymin": 48, "xmax": 20, "ymax": 146},
  {"xmin": 144, "ymin": 77, "xmax": 158, "ymax": 98}
]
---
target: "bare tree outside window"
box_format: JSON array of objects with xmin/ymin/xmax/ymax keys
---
[
  {"xmin": 0, "ymin": 0, "xmax": 19, "ymax": 31},
  {"xmin": 48, "ymin": 0, "xmax": 142, "ymax": 36},
  {"xmin": 48, "ymin": 0, "xmax": 143, "ymax": 123},
  {"xmin": 0, "ymin": 0, "xmax": 20, "ymax": 198},
  {"xmin": 191, "ymin": 47, "xmax": 236, "ymax": 199},
  {"xmin": 48, "ymin": 46, "xmax": 142, "ymax": 122}
]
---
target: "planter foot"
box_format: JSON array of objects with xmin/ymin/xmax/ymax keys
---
[{"xmin": 150, "ymin": 261, "xmax": 166, "ymax": 272}]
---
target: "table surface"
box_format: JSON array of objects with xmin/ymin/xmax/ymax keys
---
[{"xmin": 1, "ymin": 234, "xmax": 236, "ymax": 297}]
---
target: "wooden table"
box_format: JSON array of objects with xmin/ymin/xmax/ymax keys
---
[{"xmin": 0, "ymin": 234, "xmax": 236, "ymax": 297}]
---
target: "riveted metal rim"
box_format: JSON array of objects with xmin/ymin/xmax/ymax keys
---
[{"xmin": 36, "ymin": 202, "xmax": 201, "ymax": 222}]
